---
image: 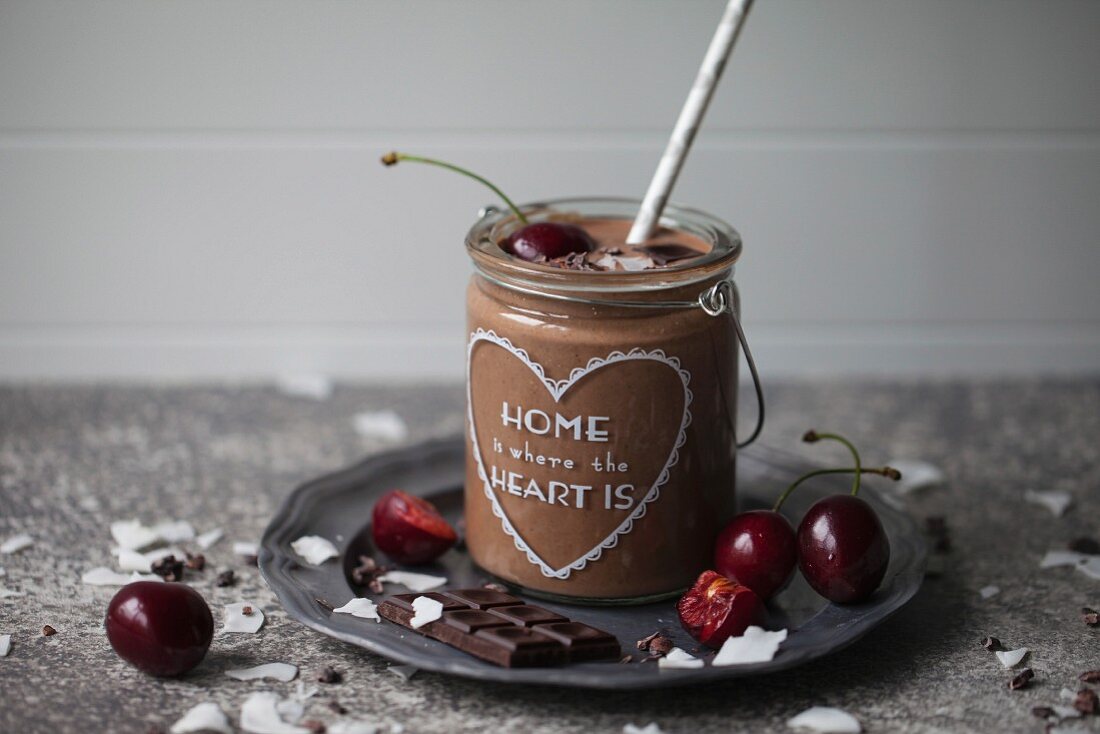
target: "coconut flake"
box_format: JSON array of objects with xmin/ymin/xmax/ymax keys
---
[
  {"xmin": 276, "ymin": 373, "xmax": 333, "ymax": 400},
  {"xmin": 409, "ymin": 596, "xmax": 443, "ymax": 629},
  {"xmin": 623, "ymin": 725, "xmax": 664, "ymax": 734},
  {"xmin": 787, "ymin": 707, "xmax": 861, "ymax": 733},
  {"xmin": 0, "ymin": 634, "xmax": 11, "ymax": 656},
  {"xmin": 234, "ymin": 541, "xmax": 259, "ymax": 557},
  {"xmin": 1061, "ymin": 687, "xmax": 1078, "ymax": 701},
  {"xmin": 995, "ymin": 647, "xmax": 1028, "ymax": 668},
  {"xmin": 1024, "ymin": 489, "xmax": 1073, "ymax": 517},
  {"xmin": 226, "ymin": 662, "xmax": 299, "ymax": 682},
  {"xmin": 196, "ymin": 528, "xmax": 224, "ymax": 549},
  {"xmin": 110, "ymin": 520, "xmax": 160, "ymax": 550},
  {"xmin": 887, "ymin": 460, "xmax": 944, "ymax": 494},
  {"xmin": 292, "ymin": 680, "xmax": 319, "ymax": 703},
  {"xmin": 376, "ymin": 571, "xmax": 446, "ymax": 593},
  {"xmin": 1052, "ymin": 705, "xmax": 1082, "ymax": 719},
  {"xmin": 240, "ymin": 692, "xmax": 310, "ymax": 734},
  {"xmin": 81, "ymin": 566, "xmax": 162, "ymax": 586},
  {"xmin": 329, "ymin": 722, "xmax": 383, "ymax": 734},
  {"xmin": 1078, "ymin": 556, "xmax": 1100, "ymax": 580},
  {"xmin": 713, "ymin": 626, "xmax": 788, "ymax": 666},
  {"xmin": 1041, "ymin": 551, "xmax": 1089, "ymax": 569},
  {"xmin": 334, "ymin": 598, "xmax": 381, "ymax": 622},
  {"xmin": 0, "ymin": 534, "xmax": 33, "ymax": 554},
  {"xmin": 153, "ymin": 520, "xmax": 195, "ymax": 543},
  {"xmin": 290, "ymin": 535, "xmax": 339, "ymax": 566},
  {"xmin": 223, "ymin": 602, "xmax": 265, "ymax": 634},
  {"xmin": 170, "ymin": 702, "xmax": 232, "ymax": 734},
  {"xmin": 388, "ymin": 664, "xmax": 419, "ymax": 681},
  {"xmin": 657, "ymin": 647, "xmax": 704, "ymax": 670},
  {"xmin": 117, "ymin": 547, "xmax": 184, "ymax": 573},
  {"xmin": 276, "ymin": 698, "xmax": 304, "ymax": 724},
  {"xmin": 979, "ymin": 585, "xmax": 1000, "ymax": 600},
  {"xmin": 0, "ymin": 586, "xmax": 26, "ymax": 599},
  {"xmin": 352, "ymin": 410, "xmax": 408, "ymax": 442}
]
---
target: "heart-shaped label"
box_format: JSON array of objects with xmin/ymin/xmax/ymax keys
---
[{"xmin": 467, "ymin": 328, "xmax": 693, "ymax": 579}]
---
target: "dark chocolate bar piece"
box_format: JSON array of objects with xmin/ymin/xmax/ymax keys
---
[{"xmin": 377, "ymin": 588, "xmax": 620, "ymax": 668}]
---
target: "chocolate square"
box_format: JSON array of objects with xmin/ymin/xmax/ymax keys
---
[
  {"xmin": 441, "ymin": 609, "xmax": 512, "ymax": 634},
  {"xmin": 487, "ymin": 604, "xmax": 568, "ymax": 628},
  {"xmin": 386, "ymin": 592, "xmax": 465, "ymax": 613},
  {"xmin": 442, "ymin": 588, "xmax": 520, "ymax": 609},
  {"xmin": 473, "ymin": 627, "xmax": 569, "ymax": 666},
  {"xmin": 531, "ymin": 622, "xmax": 621, "ymax": 662}
]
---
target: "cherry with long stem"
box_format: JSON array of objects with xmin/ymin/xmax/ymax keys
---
[
  {"xmin": 381, "ymin": 152, "xmax": 528, "ymax": 224},
  {"xmin": 772, "ymin": 466, "xmax": 900, "ymax": 513},
  {"xmin": 803, "ymin": 429, "xmax": 865, "ymax": 495}
]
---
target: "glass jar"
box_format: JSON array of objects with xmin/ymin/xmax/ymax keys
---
[{"xmin": 463, "ymin": 198, "xmax": 761, "ymax": 604}]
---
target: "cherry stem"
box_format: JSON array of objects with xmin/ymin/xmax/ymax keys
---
[
  {"xmin": 804, "ymin": 430, "xmax": 863, "ymax": 496},
  {"xmin": 771, "ymin": 466, "xmax": 901, "ymax": 513},
  {"xmin": 381, "ymin": 151, "xmax": 529, "ymax": 225}
]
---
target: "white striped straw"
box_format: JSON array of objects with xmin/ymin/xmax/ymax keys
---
[{"xmin": 627, "ymin": 0, "xmax": 755, "ymax": 244}]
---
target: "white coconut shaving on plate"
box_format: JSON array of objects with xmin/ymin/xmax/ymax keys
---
[
  {"xmin": 0, "ymin": 534, "xmax": 33, "ymax": 554},
  {"xmin": 388, "ymin": 664, "xmax": 419, "ymax": 681},
  {"xmin": 1024, "ymin": 489, "xmax": 1073, "ymax": 517},
  {"xmin": 409, "ymin": 596, "xmax": 443, "ymax": 629},
  {"xmin": 170, "ymin": 702, "xmax": 232, "ymax": 734},
  {"xmin": 713, "ymin": 626, "xmax": 788, "ymax": 666},
  {"xmin": 290, "ymin": 535, "xmax": 339, "ymax": 565},
  {"xmin": 787, "ymin": 707, "xmax": 861, "ymax": 733},
  {"xmin": 657, "ymin": 647, "xmax": 704, "ymax": 670},
  {"xmin": 995, "ymin": 648, "xmax": 1028, "ymax": 668},
  {"xmin": 979, "ymin": 585, "xmax": 1000, "ymax": 599},
  {"xmin": 196, "ymin": 528, "xmax": 224, "ymax": 549},
  {"xmin": 240, "ymin": 691, "xmax": 310, "ymax": 734},
  {"xmin": 226, "ymin": 662, "xmax": 299, "ymax": 682},
  {"xmin": 234, "ymin": 541, "xmax": 259, "ymax": 557},
  {"xmin": 81, "ymin": 567, "xmax": 163, "ymax": 586},
  {"xmin": 223, "ymin": 602, "xmax": 265, "ymax": 634},
  {"xmin": 0, "ymin": 634, "xmax": 11, "ymax": 657},
  {"xmin": 276, "ymin": 373, "xmax": 333, "ymax": 401},
  {"xmin": 376, "ymin": 571, "xmax": 446, "ymax": 592},
  {"xmin": 623, "ymin": 724, "xmax": 664, "ymax": 734},
  {"xmin": 885, "ymin": 460, "xmax": 944, "ymax": 495},
  {"xmin": 333, "ymin": 598, "xmax": 381, "ymax": 621},
  {"xmin": 352, "ymin": 410, "xmax": 409, "ymax": 442}
]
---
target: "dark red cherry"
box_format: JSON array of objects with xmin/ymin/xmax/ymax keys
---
[
  {"xmin": 503, "ymin": 222, "xmax": 596, "ymax": 262},
  {"xmin": 714, "ymin": 510, "xmax": 797, "ymax": 601},
  {"xmin": 797, "ymin": 495, "xmax": 890, "ymax": 604},
  {"xmin": 105, "ymin": 581, "xmax": 213, "ymax": 676},
  {"xmin": 372, "ymin": 489, "xmax": 457, "ymax": 565}
]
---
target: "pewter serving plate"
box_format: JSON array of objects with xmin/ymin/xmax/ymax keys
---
[{"xmin": 260, "ymin": 438, "xmax": 926, "ymax": 690}]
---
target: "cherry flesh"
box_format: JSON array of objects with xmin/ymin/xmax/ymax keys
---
[
  {"xmin": 797, "ymin": 494, "xmax": 890, "ymax": 604},
  {"xmin": 714, "ymin": 510, "xmax": 798, "ymax": 601},
  {"xmin": 105, "ymin": 581, "xmax": 213, "ymax": 676},
  {"xmin": 677, "ymin": 570, "xmax": 763, "ymax": 648},
  {"xmin": 503, "ymin": 222, "xmax": 596, "ymax": 262},
  {"xmin": 371, "ymin": 489, "xmax": 457, "ymax": 565}
]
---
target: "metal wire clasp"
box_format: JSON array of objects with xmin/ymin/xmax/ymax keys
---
[{"xmin": 698, "ymin": 280, "xmax": 734, "ymax": 316}]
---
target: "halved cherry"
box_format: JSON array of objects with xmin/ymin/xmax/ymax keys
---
[
  {"xmin": 677, "ymin": 570, "xmax": 763, "ymax": 648},
  {"xmin": 371, "ymin": 489, "xmax": 457, "ymax": 565}
]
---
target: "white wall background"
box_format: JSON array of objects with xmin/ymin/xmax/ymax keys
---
[{"xmin": 1, "ymin": 0, "xmax": 1099, "ymax": 380}]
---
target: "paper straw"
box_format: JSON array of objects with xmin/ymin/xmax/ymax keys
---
[{"xmin": 627, "ymin": 0, "xmax": 754, "ymax": 244}]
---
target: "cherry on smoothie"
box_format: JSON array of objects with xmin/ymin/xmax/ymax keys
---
[
  {"xmin": 371, "ymin": 489, "xmax": 457, "ymax": 565},
  {"xmin": 714, "ymin": 509, "xmax": 797, "ymax": 601},
  {"xmin": 105, "ymin": 581, "xmax": 213, "ymax": 677},
  {"xmin": 381, "ymin": 151, "xmax": 594, "ymax": 263},
  {"xmin": 677, "ymin": 570, "xmax": 763, "ymax": 648}
]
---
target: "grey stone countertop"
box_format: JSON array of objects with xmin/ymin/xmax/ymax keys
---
[{"xmin": 1, "ymin": 380, "xmax": 1098, "ymax": 734}]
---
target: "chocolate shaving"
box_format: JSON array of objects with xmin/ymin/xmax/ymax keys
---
[
  {"xmin": 316, "ymin": 665, "xmax": 342, "ymax": 684},
  {"xmin": 216, "ymin": 569, "xmax": 236, "ymax": 587},
  {"xmin": 549, "ymin": 251, "xmax": 598, "ymax": 271},
  {"xmin": 151, "ymin": 555, "xmax": 184, "ymax": 582},
  {"xmin": 981, "ymin": 636, "xmax": 1004, "ymax": 651},
  {"xmin": 1074, "ymin": 688, "xmax": 1099, "ymax": 715},
  {"xmin": 315, "ymin": 597, "xmax": 335, "ymax": 611},
  {"xmin": 1080, "ymin": 671, "xmax": 1100, "ymax": 683},
  {"xmin": 1008, "ymin": 668, "xmax": 1034, "ymax": 690},
  {"xmin": 636, "ymin": 631, "xmax": 661, "ymax": 651},
  {"xmin": 351, "ymin": 554, "xmax": 390, "ymax": 593},
  {"xmin": 1069, "ymin": 537, "xmax": 1100, "ymax": 555},
  {"xmin": 184, "ymin": 552, "xmax": 205, "ymax": 571},
  {"xmin": 42, "ymin": 625, "xmax": 57, "ymax": 637},
  {"xmin": 634, "ymin": 243, "xmax": 700, "ymax": 266},
  {"xmin": 1083, "ymin": 607, "xmax": 1099, "ymax": 626},
  {"xmin": 243, "ymin": 554, "xmax": 258, "ymax": 567}
]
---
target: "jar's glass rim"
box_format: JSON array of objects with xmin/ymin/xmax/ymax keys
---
[{"xmin": 465, "ymin": 197, "xmax": 741, "ymax": 294}]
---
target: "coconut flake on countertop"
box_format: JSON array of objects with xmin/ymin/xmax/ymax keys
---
[
  {"xmin": 170, "ymin": 702, "xmax": 232, "ymax": 734},
  {"xmin": 234, "ymin": 541, "xmax": 259, "ymax": 557},
  {"xmin": 81, "ymin": 567, "xmax": 163, "ymax": 586},
  {"xmin": 0, "ymin": 634, "xmax": 11, "ymax": 656},
  {"xmin": 388, "ymin": 664, "xmax": 419, "ymax": 681},
  {"xmin": 376, "ymin": 571, "xmax": 446, "ymax": 592},
  {"xmin": 334, "ymin": 598, "xmax": 381, "ymax": 621},
  {"xmin": 352, "ymin": 410, "xmax": 409, "ymax": 442},
  {"xmin": 223, "ymin": 602, "xmax": 265, "ymax": 634},
  {"xmin": 290, "ymin": 535, "xmax": 339, "ymax": 565},
  {"xmin": 0, "ymin": 586, "xmax": 26, "ymax": 599},
  {"xmin": 787, "ymin": 707, "xmax": 862, "ymax": 733},
  {"xmin": 995, "ymin": 648, "xmax": 1028, "ymax": 668},
  {"xmin": 657, "ymin": 647, "xmax": 704, "ymax": 670},
  {"xmin": 409, "ymin": 596, "xmax": 443, "ymax": 629},
  {"xmin": 623, "ymin": 725, "xmax": 664, "ymax": 734},
  {"xmin": 118, "ymin": 547, "xmax": 185, "ymax": 573},
  {"xmin": 239, "ymin": 691, "xmax": 310, "ymax": 734},
  {"xmin": 153, "ymin": 520, "xmax": 195, "ymax": 543},
  {"xmin": 1078, "ymin": 556, "xmax": 1100, "ymax": 580},
  {"xmin": 329, "ymin": 721, "xmax": 385, "ymax": 734},
  {"xmin": 1024, "ymin": 489, "xmax": 1073, "ymax": 517},
  {"xmin": 1041, "ymin": 551, "xmax": 1089, "ymax": 569},
  {"xmin": 196, "ymin": 528, "xmax": 224, "ymax": 549},
  {"xmin": 886, "ymin": 460, "xmax": 944, "ymax": 494},
  {"xmin": 0, "ymin": 534, "xmax": 33, "ymax": 554},
  {"xmin": 276, "ymin": 373, "xmax": 333, "ymax": 400},
  {"xmin": 110, "ymin": 520, "xmax": 160, "ymax": 550},
  {"xmin": 979, "ymin": 585, "xmax": 1000, "ymax": 599},
  {"xmin": 713, "ymin": 626, "xmax": 788, "ymax": 666},
  {"xmin": 226, "ymin": 662, "xmax": 299, "ymax": 682}
]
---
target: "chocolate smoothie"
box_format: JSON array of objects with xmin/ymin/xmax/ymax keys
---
[{"xmin": 465, "ymin": 199, "xmax": 742, "ymax": 603}]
